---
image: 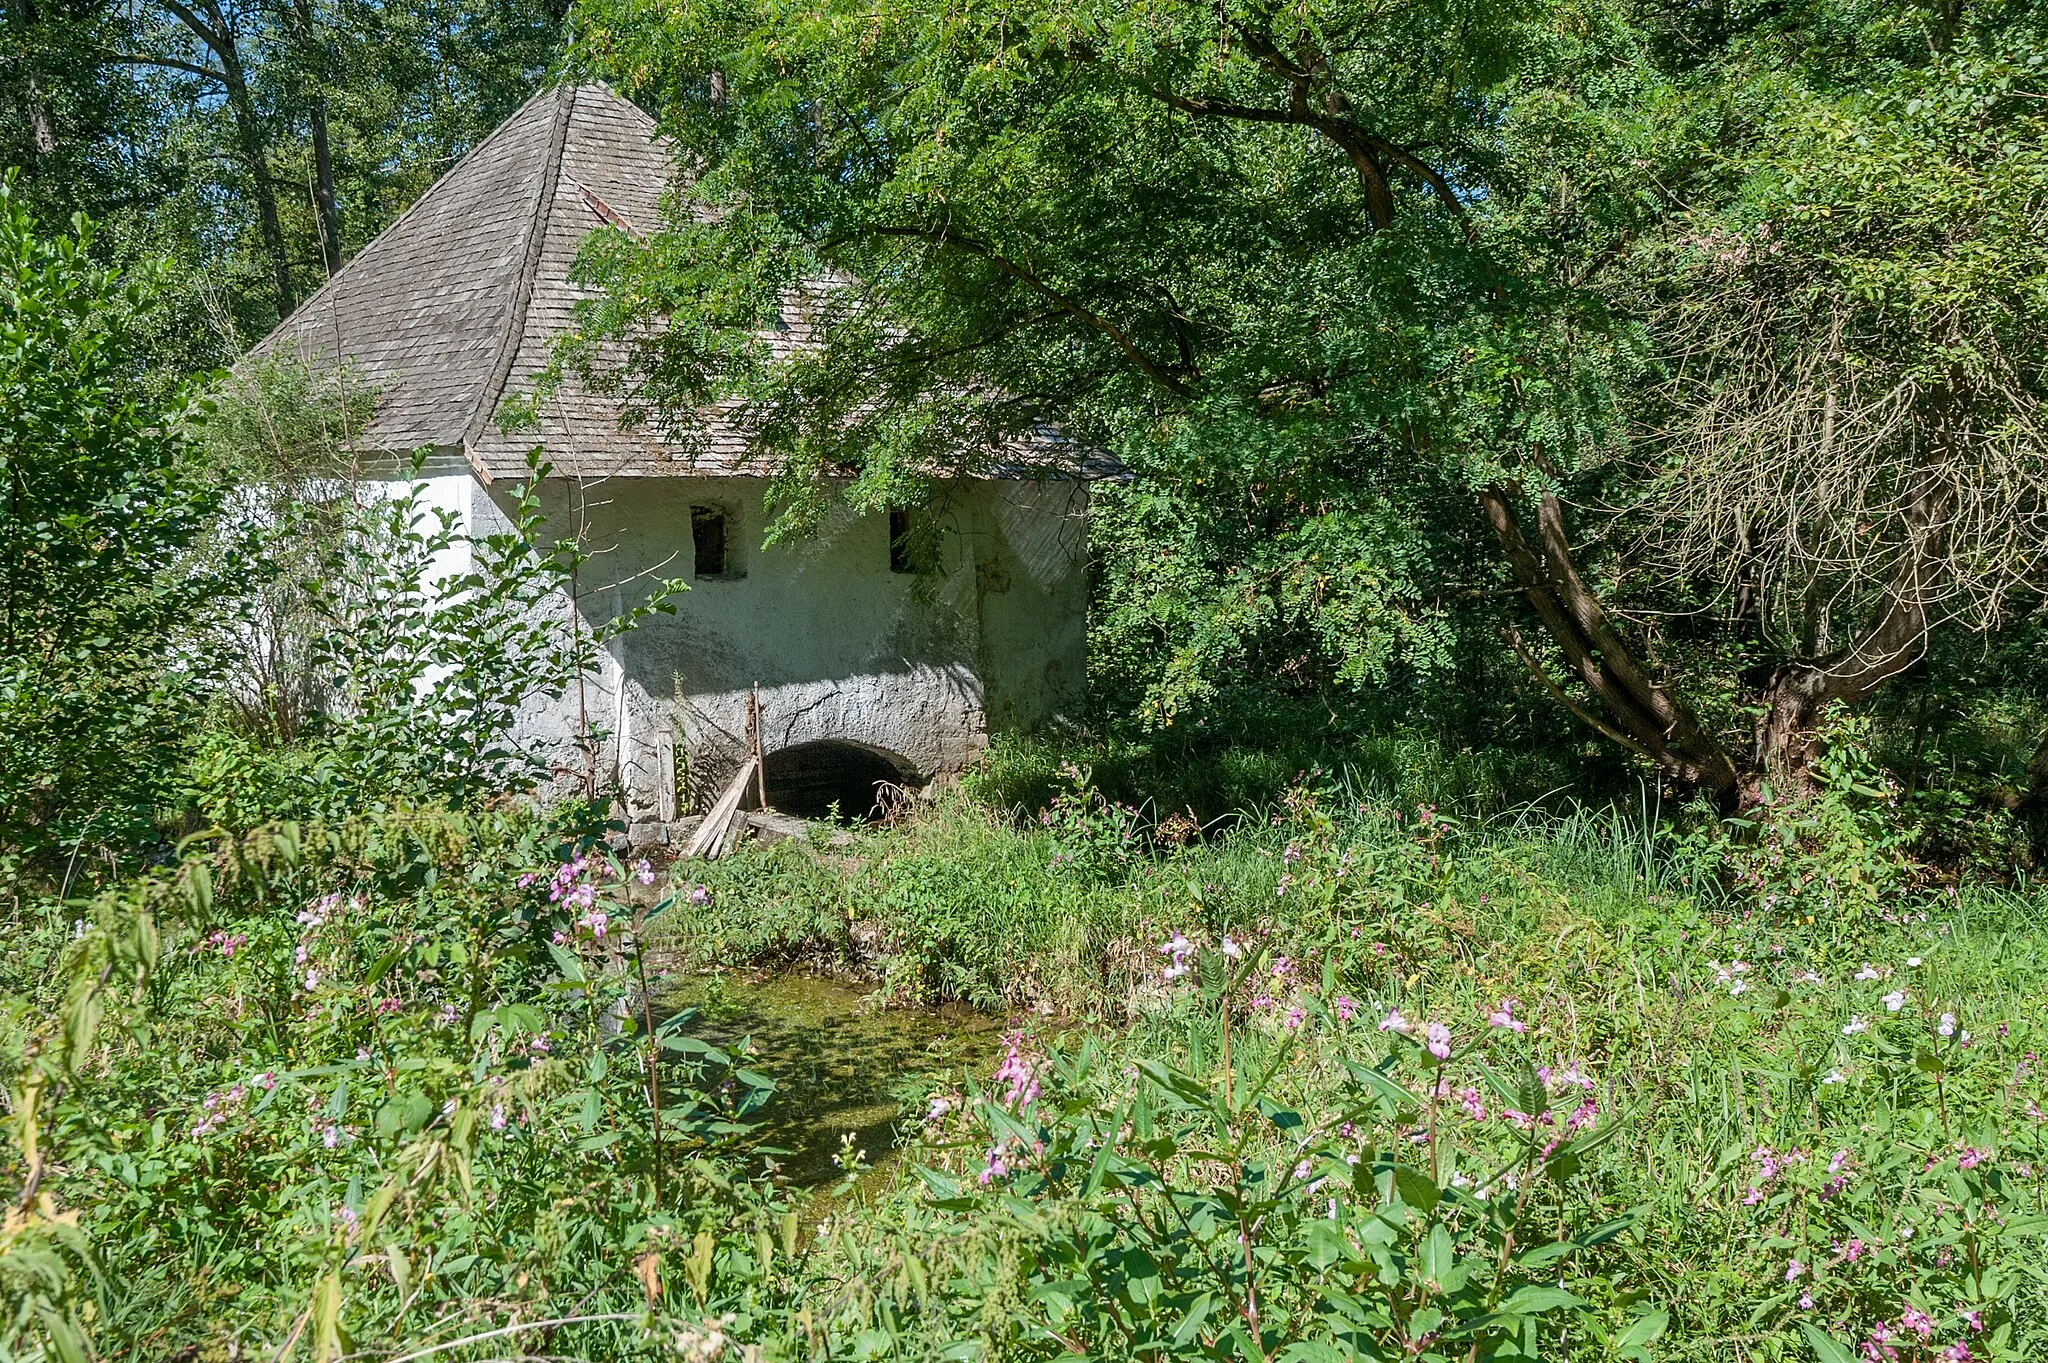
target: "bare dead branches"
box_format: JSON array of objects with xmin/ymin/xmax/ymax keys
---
[{"xmin": 1642, "ymin": 277, "xmax": 2048, "ymax": 658}]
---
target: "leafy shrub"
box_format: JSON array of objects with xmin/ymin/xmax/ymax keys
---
[
  {"xmin": 1, "ymin": 810, "xmax": 805, "ymax": 1359},
  {"xmin": 1668, "ymin": 712, "xmax": 1915, "ymax": 918},
  {"xmin": 186, "ymin": 453, "xmax": 684, "ymax": 825},
  {"xmin": 912, "ymin": 941, "xmax": 1661, "ymax": 1363},
  {"xmin": 0, "ymin": 178, "xmax": 232, "ymax": 882}
]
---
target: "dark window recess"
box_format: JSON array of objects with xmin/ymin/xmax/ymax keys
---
[
  {"xmin": 691, "ymin": 505, "xmax": 727, "ymax": 578},
  {"xmin": 888, "ymin": 508, "xmax": 914, "ymax": 574}
]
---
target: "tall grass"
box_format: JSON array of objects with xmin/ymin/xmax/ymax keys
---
[{"xmin": 661, "ymin": 755, "xmax": 2048, "ymax": 1359}]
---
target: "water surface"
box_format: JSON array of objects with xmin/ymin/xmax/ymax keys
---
[{"xmin": 658, "ymin": 973, "xmax": 1001, "ymax": 1189}]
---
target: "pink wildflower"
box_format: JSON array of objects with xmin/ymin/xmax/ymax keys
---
[
  {"xmin": 1423, "ymin": 1022, "xmax": 1451, "ymax": 1060},
  {"xmin": 993, "ymin": 1033, "xmax": 1040, "ymax": 1109},
  {"xmin": 1284, "ymin": 1005, "xmax": 1306, "ymax": 1030},
  {"xmin": 1486, "ymin": 998, "xmax": 1526, "ymax": 1033},
  {"xmin": 1334, "ymin": 996, "xmax": 1358, "ymax": 1023},
  {"xmin": 1901, "ymin": 1306, "xmax": 1934, "ymax": 1339},
  {"xmin": 1957, "ymin": 1147, "xmax": 1985, "ymax": 1170}
]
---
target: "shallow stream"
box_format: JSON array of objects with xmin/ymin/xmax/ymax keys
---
[{"xmin": 656, "ymin": 973, "xmax": 1002, "ymax": 1191}]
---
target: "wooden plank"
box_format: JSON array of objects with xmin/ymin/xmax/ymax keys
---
[
  {"xmin": 655, "ymin": 730, "xmax": 677, "ymax": 824},
  {"xmin": 681, "ymin": 756, "xmax": 757, "ymax": 860}
]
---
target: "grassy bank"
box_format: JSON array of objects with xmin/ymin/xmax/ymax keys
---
[{"xmin": 660, "ymin": 770, "xmax": 2048, "ymax": 1361}]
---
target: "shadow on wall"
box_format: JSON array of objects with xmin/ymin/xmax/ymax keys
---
[{"xmin": 756, "ymin": 739, "xmax": 922, "ymax": 820}]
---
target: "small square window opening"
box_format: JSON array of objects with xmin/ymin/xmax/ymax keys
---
[
  {"xmin": 691, "ymin": 505, "xmax": 727, "ymax": 578},
  {"xmin": 888, "ymin": 508, "xmax": 914, "ymax": 574}
]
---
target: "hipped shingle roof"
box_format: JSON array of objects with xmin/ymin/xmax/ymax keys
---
[
  {"xmin": 251, "ymin": 83, "xmax": 771, "ymax": 481},
  {"xmin": 251, "ymin": 83, "xmax": 1116, "ymax": 484}
]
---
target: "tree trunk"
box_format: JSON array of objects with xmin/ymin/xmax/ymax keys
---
[
  {"xmin": 218, "ymin": 38, "xmax": 295, "ymax": 317},
  {"xmin": 1486, "ymin": 477, "xmax": 1950, "ymax": 808},
  {"xmin": 1743, "ymin": 484, "xmax": 1947, "ymax": 801},
  {"xmin": 24, "ymin": 75, "xmax": 56, "ymax": 159},
  {"xmin": 289, "ymin": 0, "xmax": 342, "ymax": 277},
  {"xmin": 15, "ymin": 0, "xmax": 58, "ymax": 161},
  {"xmin": 1481, "ymin": 486, "xmax": 1742, "ymax": 804},
  {"xmin": 2018, "ymin": 731, "xmax": 2048, "ymax": 863},
  {"xmin": 162, "ymin": 0, "xmax": 295, "ymax": 317},
  {"xmin": 307, "ymin": 100, "xmax": 340, "ymax": 276}
]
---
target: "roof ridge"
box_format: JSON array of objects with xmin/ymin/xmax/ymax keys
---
[
  {"xmin": 458, "ymin": 85, "xmax": 577, "ymax": 468},
  {"xmin": 252, "ymin": 82, "xmax": 571, "ymax": 358}
]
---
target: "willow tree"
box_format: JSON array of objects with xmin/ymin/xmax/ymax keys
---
[{"xmin": 567, "ymin": 0, "xmax": 2048, "ymax": 804}]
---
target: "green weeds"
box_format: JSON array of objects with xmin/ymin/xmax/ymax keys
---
[{"xmin": 669, "ymin": 763, "xmax": 2048, "ymax": 1360}]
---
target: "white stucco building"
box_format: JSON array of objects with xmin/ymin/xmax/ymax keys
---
[{"xmin": 251, "ymin": 84, "xmax": 1092, "ymax": 823}]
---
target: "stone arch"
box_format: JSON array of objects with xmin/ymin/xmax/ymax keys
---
[{"xmin": 759, "ymin": 739, "xmax": 923, "ymax": 820}]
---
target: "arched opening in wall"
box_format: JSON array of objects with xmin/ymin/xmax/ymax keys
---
[{"xmin": 761, "ymin": 740, "xmax": 922, "ymax": 821}]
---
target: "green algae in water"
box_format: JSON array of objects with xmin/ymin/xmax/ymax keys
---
[{"xmin": 658, "ymin": 974, "xmax": 1001, "ymax": 1189}]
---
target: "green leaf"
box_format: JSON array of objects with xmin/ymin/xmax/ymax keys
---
[
  {"xmin": 1344, "ymin": 1058, "xmax": 1421, "ymax": 1117},
  {"xmin": 547, "ymin": 942, "xmax": 586, "ymax": 983},
  {"xmin": 1516, "ymin": 1241, "xmax": 1576, "ymax": 1268},
  {"xmin": 1134, "ymin": 1058, "xmax": 1221, "ymax": 1114},
  {"xmin": 364, "ymin": 947, "xmax": 403, "ymax": 987},
  {"xmin": 1392, "ymin": 1164, "xmax": 1440, "ymax": 1214},
  {"xmin": 1616, "ymin": 1309, "xmax": 1668, "ymax": 1359},
  {"xmin": 1171, "ymin": 1292, "xmax": 1215, "ymax": 1346},
  {"xmin": 1797, "ymin": 1321, "xmax": 1860, "ymax": 1363},
  {"xmin": 1419, "ymin": 1224, "xmax": 1456, "ymax": 1285},
  {"xmin": 1497, "ymin": 1285, "xmax": 1585, "ymax": 1315}
]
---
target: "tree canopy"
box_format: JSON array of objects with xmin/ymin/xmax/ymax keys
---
[{"xmin": 567, "ymin": 0, "xmax": 2048, "ymax": 802}]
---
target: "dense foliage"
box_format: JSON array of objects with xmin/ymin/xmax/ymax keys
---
[
  {"xmin": 566, "ymin": 0, "xmax": 2048, "ymax": 801},
  {"xmin": 4, "ymin": 1, "xmax": 2048, "ymax": 1360},
  {"xmin": 0, "ymin": 176, "xmax": 227, "ymax": 878}
]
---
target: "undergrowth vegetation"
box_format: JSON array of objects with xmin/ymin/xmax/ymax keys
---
[{"xmin": 659, "ymin": 756, "xmax": 2048, "ymax": 1362}]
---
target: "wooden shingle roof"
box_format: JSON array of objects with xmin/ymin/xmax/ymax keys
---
[
  {"xmin": 252, "ymin": 82, "xmax": 1115, "ymax": 484},
  {"xmin": 251, "ymin": 83, "xmax": 768, "ymax": 481}
]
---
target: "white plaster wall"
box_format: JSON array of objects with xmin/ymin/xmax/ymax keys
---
[
  {"xmin": 461, "ymin": 473, "xmax": 1089, "ymax": 818},
  {"xmin": 344, "ymin": 470, "xmax": 1086, "ymax": 817},
  {"xmin": 367, "ymin": 471, "xmax": 478, "ymax": 588}
]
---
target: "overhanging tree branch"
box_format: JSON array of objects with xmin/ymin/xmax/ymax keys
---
[
  {"xmin": 107, "ymin": 51, "xmax": 227, "ymax": 83},
  {"xmin": 862, "ymin": 224, "xmax": 1192, "ymax": 397}
]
